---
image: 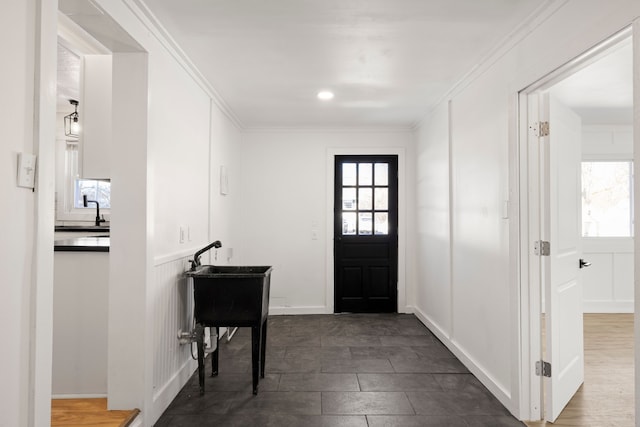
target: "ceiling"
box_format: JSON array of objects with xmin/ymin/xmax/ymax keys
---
[
  {"xmin": 57, "ymin": 43, "xmax": 81, "ymax": 112},
  {"xmin": 57, "ymin": 1, "xmax": 634, "ymax": 129},
  {"xmin": 136, "ymin": 0, "xmax": 546, "ymax": 129},
  {"xmin": 551, "ymin": 40, "xmax": 633, "ymax": 125}
]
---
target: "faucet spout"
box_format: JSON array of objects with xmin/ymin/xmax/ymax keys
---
[
  {"xmin": 190, "ymin": 240, "xmax": 222, "ymax": 270},
  {"xmin": 83, "ymin": 194, "xmax": 106, "ymax": 226}
]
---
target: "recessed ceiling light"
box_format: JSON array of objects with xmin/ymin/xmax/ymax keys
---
[{"xmin": 317, "ymin": 90, "xmax": 334, "ymax": 100}]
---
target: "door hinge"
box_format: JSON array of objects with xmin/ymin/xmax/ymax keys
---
[
  {"xmin": 534, "ymin": 240, "xmax": 550, "ymax": 256},
  {"xmin": 535, "ymin": 360, "xmax": 551, "ymax": 377},
  {"xmin": 531, "ymin": 121, "xmax": 550, "ymax": 137}
]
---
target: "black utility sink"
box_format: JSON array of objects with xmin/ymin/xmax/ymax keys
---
[
  {"xmin": 193, "ymin": 265, "xmax": 272, "ymax": 276},
  {"xmin": 186, "ymin": 264, "xmax": 273, "ymax": 395}
]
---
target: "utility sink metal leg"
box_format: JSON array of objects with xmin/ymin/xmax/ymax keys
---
[
  {"xmin": 195, "ymin": 323, "xmax": 205, "ymax": 395},
  {"xmin": 211, "ymin": 326, "xmax": 219, "ymax": 377},
  {"xmin": 251, "ymin": 325, "xmax": 261, "ymax": 395},
  {"xmin": 260, "ymin": 320, "xmax": 267, "ymax": 378}
]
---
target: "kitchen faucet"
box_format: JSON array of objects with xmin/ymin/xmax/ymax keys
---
[
  {"xmin": 190, "ymin": 240, "xmax": 222, "ymax": 270},
  {"xmin": 83, "ymin": 194, "xmax": 106, "ymax": 226}
]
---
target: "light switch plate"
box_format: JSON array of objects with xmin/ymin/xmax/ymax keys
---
[{"xmin": 17, "ymin": 153, "xmax": 37, "ymax": 189}]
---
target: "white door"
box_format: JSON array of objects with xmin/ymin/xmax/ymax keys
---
[{"xmin": 540, "ymin": 93, "xmax": 584, "ymax": 422}]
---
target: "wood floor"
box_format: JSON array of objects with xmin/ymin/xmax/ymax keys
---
[
  {"xmin": 526, "ymin": 313, "xmax": 634, "ymax": 427},
  {"xmin": 51, "ymin": 398, "xmax": 139, "ymax": 427}
]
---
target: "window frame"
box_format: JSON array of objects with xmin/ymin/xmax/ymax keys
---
[{"xmin": 55, "ymin": 137, "xmax": 111, "ymax": 222}]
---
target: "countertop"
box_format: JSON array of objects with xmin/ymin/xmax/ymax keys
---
[
  {"xmin": 54, "ymin": 236, "xmax": 110, "ymax": 252},
  {"xmin": 55, "ymin": 225, "xmax": 110, "ymax": 232}
]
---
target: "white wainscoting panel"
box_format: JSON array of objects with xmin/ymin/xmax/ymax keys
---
[
  {"xmin": 151, "ymin": 256, "xmax": 198, "ymax": 422},
  {"xmin": 583, "ymin": 238, "xmax": 634, "ymax": 313}
]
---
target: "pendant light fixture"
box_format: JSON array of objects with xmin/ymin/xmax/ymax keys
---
[{"xmin": 64, "ymin": 99, "xmax": 80, "ymax": 137}]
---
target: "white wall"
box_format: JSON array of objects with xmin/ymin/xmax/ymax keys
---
[
  {"xmin": 73, "ymin": 2, "xmax": 244, "ymax": 425},
  {"xmin": 149, "ymin": 49, "xmax": 211, "ymax": 258},
  {"xmin": 0, "ymin": 0, "xmax": 57, "ymax": 426},
  {"xmin": 414, "ymin": 0, "xmax": 640, "ymax": 419},
  {"xmin": 0, "ymin": 2, "xmax": 37, "ymax": 426},
  {"xmin": 582, "ymin": 125, "xmax": 634, "ymax": 313},
  {"xmin": 209, "ymin": 101, "xmax": 242, "ymax": 265},
  {"xmin": 52, "ymin": 252, "xmax": 109, "ymax": 396},
  {"xmin": 148, "ymin": 96, "xmax": 241, "ymax": 425},
  {"xmin": 583, "ymin": 238, "xmax": 634, "ymax": 312},
  {"xmin": 416, "ymin": 65, "xmax": 513, "ymax": 404},
  {"xmin": 238, "ymin": 130, "xmax": 415, "ymax": 314},
  {"xmin": 414, "ymin": 103, "xmax": 451, "ymax": 333}
]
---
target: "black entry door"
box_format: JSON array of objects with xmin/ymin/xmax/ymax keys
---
[{"xmin": 334, "ymin": 155, "xmax": 398, "ymax": 313}]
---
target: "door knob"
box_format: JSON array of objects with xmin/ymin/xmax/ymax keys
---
[{"xmin": 579, "ymin": 259, "xmax": 591, "ymax": 269}]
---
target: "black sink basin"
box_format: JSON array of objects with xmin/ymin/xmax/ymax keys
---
[{"xmin": 186, "ymin": 265, "xmax": 272, "ymax": 324}]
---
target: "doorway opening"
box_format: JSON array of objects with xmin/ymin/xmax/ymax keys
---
[
  {"xmin": 334, "ymin": 155, "xmax": 399, "ymax": 313},
  {"xmin": 519, "ymin": 29, "xmax": 634, "ymax": 423}
]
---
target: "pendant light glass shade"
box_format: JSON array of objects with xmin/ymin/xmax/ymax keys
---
[{"xmin": 64, "ymin": 99, "xmax": 80, "ymax": 138}]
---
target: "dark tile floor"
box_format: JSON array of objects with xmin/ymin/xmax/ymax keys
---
[{"xmin": 155, "ymin": 314, "xmax": 524, "ymax": 426}]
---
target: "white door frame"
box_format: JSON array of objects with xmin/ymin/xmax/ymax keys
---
[
  {"xmin": 31, "ymin": 1, "xmax": 58, "ymax": 425},
  {"xmin": 517, "ymin": 27, "xmax": 634, "ymax": 421},
  {"xmin": 325, "ymin": 147, "xmax": 408, "ymax": 314}
]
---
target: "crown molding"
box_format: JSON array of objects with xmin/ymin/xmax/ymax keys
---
[
  {"xmin": 412, "ymin": 0, "xmax": 568, "ymax": 131},
  {"xmin": 241, "ymin": 125, "xmax": 414, "ymax": 134},
  {"xmin": 123, "ymin": 0, "xmax": 244, "ymax": 130}
]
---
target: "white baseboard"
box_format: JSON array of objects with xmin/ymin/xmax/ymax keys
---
[
  {"xmin": 413, "ymin": 306, "xmax": 515, "ymax": 415},
  {"xmin": 151, "ymin": 357, "xmax": 198, "ymax": 424},
  {"xmin": 400, "ymin": 305, "xmax": 415, "ymax": 314},
  {"xmin": 268, "ymin": 305, "xmax": 415, "ymax": 315},
  {"xmin": 128, "ymin": 415, "xmax": 143, "ymax": 427},
  {"xmin": 269, "ymin": 306, "xmax": 328, "ymax": 315},
  {"xmin": 51, "ymin": 393, "xmax": 107, "ymax": 399},
  {"xmin": 583, "ymin": 300, "xmax": 634, "ymax": 313}
]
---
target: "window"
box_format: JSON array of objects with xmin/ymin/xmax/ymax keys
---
[
  {"xmin": 581, "ymin": 161, "xmax": 633, "ymax": 237},
  {"xmin": 341, "ymin": 162, "xmax": 389, "ymax": 235},
  {"xmin": 56, "ymin": 140, "xmax": 111, "ymax": 220},
  {"xmin": 74, "ymin": 179, "xmax": 111, "ymax": 209}
]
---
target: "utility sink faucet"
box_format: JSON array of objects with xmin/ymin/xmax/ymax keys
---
[
  {"xmin": 190, "ymin": 240, "xmax": 222, "ymax": 270},
  {"xmin": 83, "ymin": 195, "xmax": 106, "ymax": 226}
]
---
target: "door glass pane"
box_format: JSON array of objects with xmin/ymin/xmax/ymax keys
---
[
  {"xmin": 374, "ymin": 212, "xmax": 388, "ymax": 235},
  {"xmin": 342, "ymin": 188, "xmax": 356, "ymax": 210},
  {"xmin": 359, "ymin": 163, "xmax": 372, "ymax": 185},
  {"xmin": 374, "ymin": 188, "xmax": 388, "ymax": 210},
  {"xmin": 375, "ymin": 163, "xmax": 388, "ymax": 186},
  {"xmin": 342, "ymin": 212, "xmax": 356, "ymax": 235},
  {"xmin": 358, "ymin": 188, "xmax": 372, "ymax": 210},
  {"xmin": 358, "ymin": 212, "xmax": 372, "ymax": 235},
  {"xmin": 343, "ymin": 163, "xmax": 356, "ymax": 186}
]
